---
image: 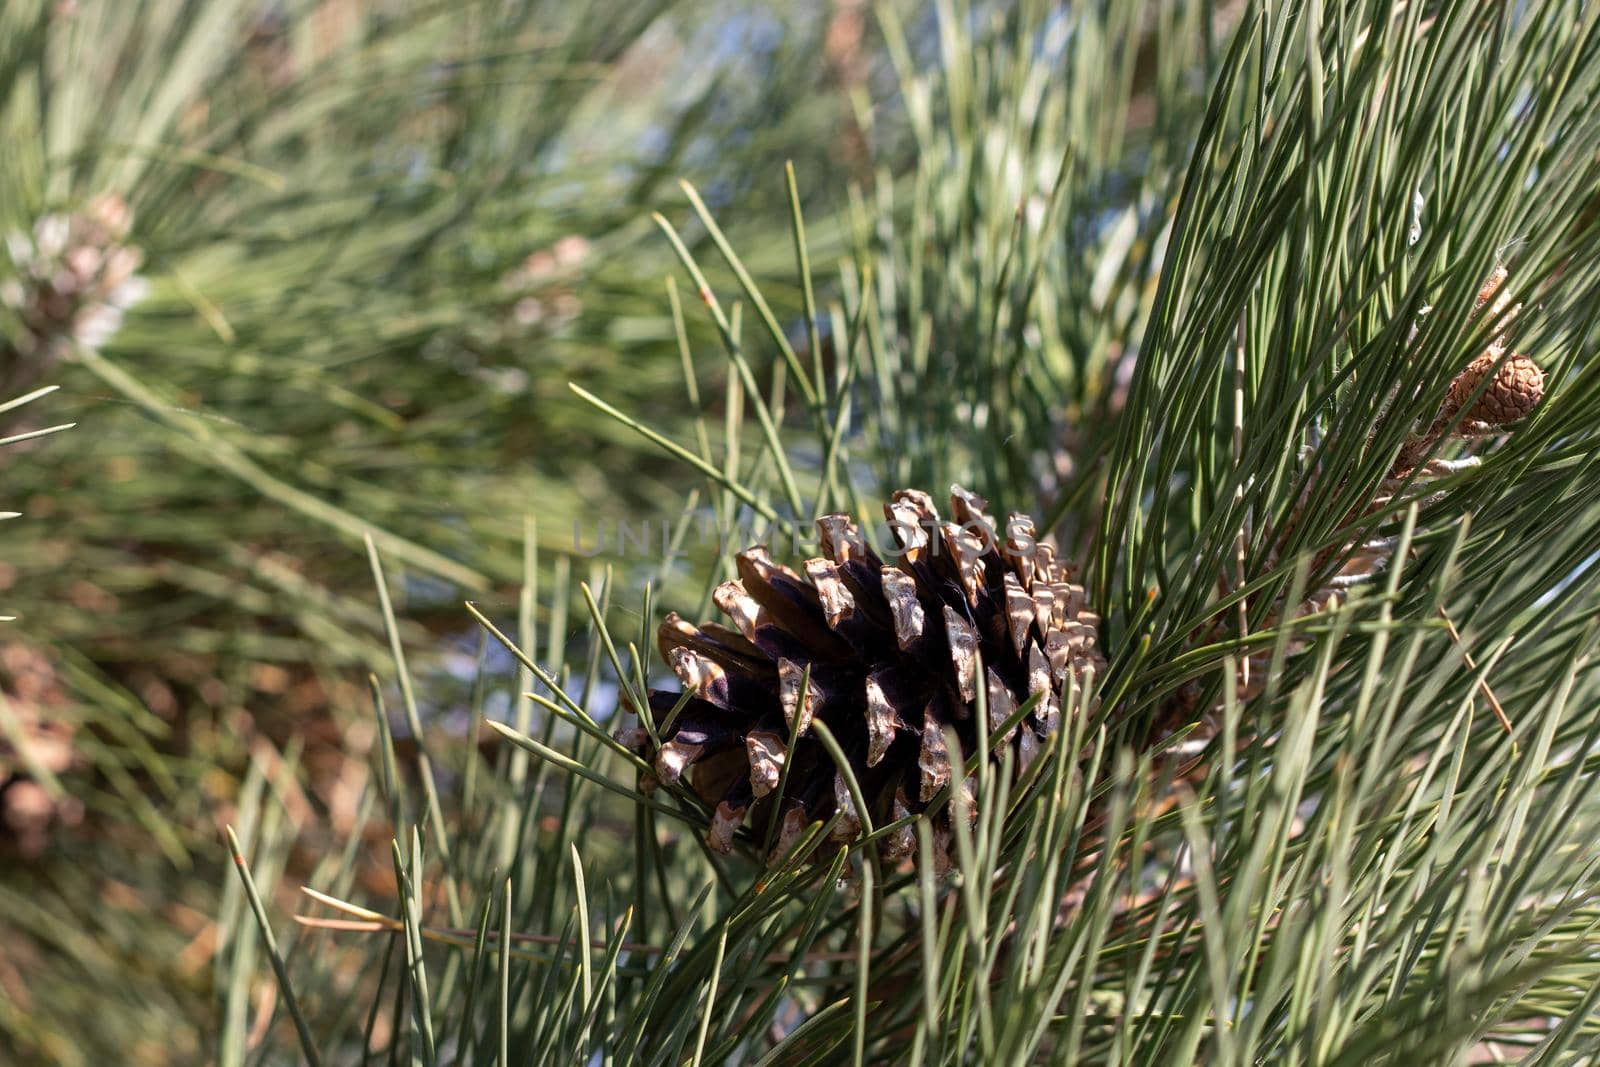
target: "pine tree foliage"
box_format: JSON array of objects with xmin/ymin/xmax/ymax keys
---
[
  {"xmin": 0, "ymin": 1, "xmax": 851, "ymax": 1062},
  {"xmin": 228, "ymin": 0, "xmax": 1600, "ymax": 1062},
  {"xmin": 0, "ymin": 0, "xmax": 844, "ymax": 684}
]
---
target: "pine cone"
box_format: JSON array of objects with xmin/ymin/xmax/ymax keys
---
[
  {"xmin": 0, "ymin": 642, "xmax": 83, "ymax": 857},
  {"xmin": 1443, "ymin": 351, "xmax": 1545, "ymax": 429},
  {"xmin": 629, "ymin": 486, "xmax": 1104, "ymax": 867}
]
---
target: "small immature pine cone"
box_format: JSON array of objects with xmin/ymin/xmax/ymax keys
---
[
  {"xmin": 1443, "ymin": 351, "xmax": 1545, "ymax": 429},
  {"xmin": 627, "ymin": 486, "xmax": 1105, "ymax": 868},
  {"xmin": 1391, "ymin": 270, "xmax": 1545, "ymax": 473}
]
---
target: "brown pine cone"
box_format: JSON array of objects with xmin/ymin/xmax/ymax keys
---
[
  {"xmin": 626, "ymin": 486, "xmax": 1105, "ymax": 868},
  {"xmin": 1443, "ymin": 351, "xmax": 1545, "ymax": 429}
]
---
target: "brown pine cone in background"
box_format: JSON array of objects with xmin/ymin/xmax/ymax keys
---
[{"xmin": 0, "ymin": 642, "xmax": 83, "ymax": 856}]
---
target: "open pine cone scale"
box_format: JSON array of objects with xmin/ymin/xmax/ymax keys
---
[{"xmin": 627, "ymin": 486, "xmax": 1105, "ymax": 867}]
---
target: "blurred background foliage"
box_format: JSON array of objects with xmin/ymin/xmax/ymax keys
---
[{"xmin": 0, "ymin": 0, "xmax": 864, "ymax": 1061}]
